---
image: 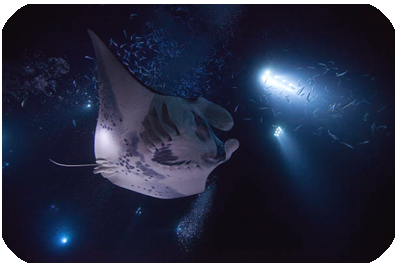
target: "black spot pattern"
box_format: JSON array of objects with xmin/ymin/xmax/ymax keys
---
[{"xmin": 135, "ymin": 161, "xmax": 166, "ymax": 180}]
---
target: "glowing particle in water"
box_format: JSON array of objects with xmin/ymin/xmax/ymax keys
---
[
  {"xmin": 135, "ymin": 207, "xmax": 142, "ymax": 216},
  {"xmin": 50, "ymin": 204, "xmax": 59, "ymax": 212},
  {"xmin": 176, "ymin": 177, "xmax": 217, "ymax": 251}
]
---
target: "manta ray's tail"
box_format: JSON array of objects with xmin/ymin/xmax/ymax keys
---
[{"xmin": 49, "ymin": 159, "xmax": 97, "ymax": 167}]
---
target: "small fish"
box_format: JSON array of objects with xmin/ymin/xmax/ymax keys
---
[
  {"xmin": 260, "ymin": 117, "xmax": 263, "ymax": 123},
  {"xmin": 234, "ymin": 104, "xmax": 239, "ymax": 113},
  {"xmin": 259, "ymin": 107, "xmax": 269, "ymax": 110},
  {"xmin": 21, "ymin": 100, "xmax": 26, "ymax": 108},
  {"xmin": 84, "ymin": 56, "xmax": 94, "ymax": 60},
  {"xmin": 377, "ymin": 125, "xmax": 387, "ymax": 129},
  {"xmin": 72, "ymin": 119, "xmax": 77, "ymax": 127},
  {"xmin": 313, "ymin": 108, "xmax": 320, "ymax": 117},
  {"xmin": 369, "ymin": 92, "xmax": 378, "ymax": 99},
  {"xmin": 371, "ymin": 123, "xmax": 376, "ymax": 134},
  {"xmin": 297, "ymin": 87, "xmax": 305, "ymax": 95},
  {"xmin": 293, "ymin": 124, "xmax": 302, "ymax": 132},
  {"xmin": 129, "ymin": 14, "xmax": 138, "ymax": 19},
  {"xmin": 109, "ymin": 38, "xmax": 118, "ymax": 47},
  {"xmin": 340, "ymin": 142, "xmax": 354, "ymax": 149},
  {"xmin": 243, "ymin": 118, "xmax": 252, "ymax": 121},
  {"xmin": 328, "ymin": 130, "xmax": 339, "ymax": 141},
  {"xmin": 306, "ymin": 92, "xmax": 311, "ymax": 102},
  {"xmin": 135, "ymin": 207, "xmax": 142, "ymax": 215},
  {"xmin": 248, "ymin": 99, "xmax": 256, "ymax": 103},
  {"xmin": 73, "ymin": 80, "xmax": 76, "ymax": 87},
  {"xmin": 307, "ymin": 66, "xmax": 316, "ymax": 70},
  {"xmin": 318, "ymin": 63, "xmax": 328, "ymax": 68},
  {"xmin": 336, "ymin": 99, "xmax": 356, "ymax": 111},
  {"xmin": 363, "ymin": 113, "xmax": 370, "ymax": 122},
  {"xmin": 331, "ymin": 113, "xmax": 343, "ymax": 119},
  {"xmin": 377, "ymin": 105, "xmax": 388, "ymax": 113},
  {"xmin": 336, "ymin": 69, "xmax": 348, "ymax": 77},
  {"xmin": 358, "ymin": 140, "xmax": 370, "ymax": 145}
]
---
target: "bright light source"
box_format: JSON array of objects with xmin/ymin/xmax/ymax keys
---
[
  {"xmin": 261, "ymin": 75, "xmax": 268, "ymax": 82},
  {"xmin": 288, "ymin": 83, "xmax": 293, "ymax": 86},
  {"xmin": 274, "ymin": 126, "xmax": 282, "ymax": 137},
  {"xmin": 265, "ymin": 70, "xmax": 270, "ymax": 76},
  {"xmin": 61, "ymin": 237, "xmax": 68, "ymax": 244}
]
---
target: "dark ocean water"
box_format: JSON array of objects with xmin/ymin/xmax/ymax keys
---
[{"xmin": 2, "ymin": 4, "xmax": 394, "ymax": 262}]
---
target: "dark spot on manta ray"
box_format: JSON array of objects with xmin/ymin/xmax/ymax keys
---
[
  {"xmin": 135, "ymin": 161, "xmax": 166, "ymax": 180},
  {"xmin": 125, "ymin": 131, "xmax": 144, "ymax": 161}
]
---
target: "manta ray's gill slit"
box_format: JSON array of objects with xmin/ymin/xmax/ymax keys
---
[
  {"xmin": 151, "ymin": 146, "xmax": 179, "ymax": 165},
  {"xmin": 192, "ymin": 111, "xmax": 211, "ymax": 142},
  {"xmin": 142, "ymin": 115, "xmax": 164, "ymax": 147},
  {"xmin": 148, "ymin": 106, "xmax": 172, "ymax": 142},
  {"xmin": 161, "ymin": 103, "xmax": 180, "ymax": 136},
  {"xmin": 140, "ymin": 131, "xmax": 157, "ymax": 153}
]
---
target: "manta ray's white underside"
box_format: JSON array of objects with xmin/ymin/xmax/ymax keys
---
[{"xmin": 88, "ymin": 29, "xmax": 239, "ymax": 199}]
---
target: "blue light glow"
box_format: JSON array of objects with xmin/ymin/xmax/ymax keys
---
[{"xmin": 61, "ymin": 237, "xmax": 68, "ymax": 244}]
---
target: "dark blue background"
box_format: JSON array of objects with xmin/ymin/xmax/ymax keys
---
[{"xmin": 3, "ymin": 4, "xmax": 394, "ymax": 262}]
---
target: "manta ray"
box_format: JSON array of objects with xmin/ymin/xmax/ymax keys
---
[{"xmin": 51, "ymin": 30, "xmax": 239, "ymax": 199}]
